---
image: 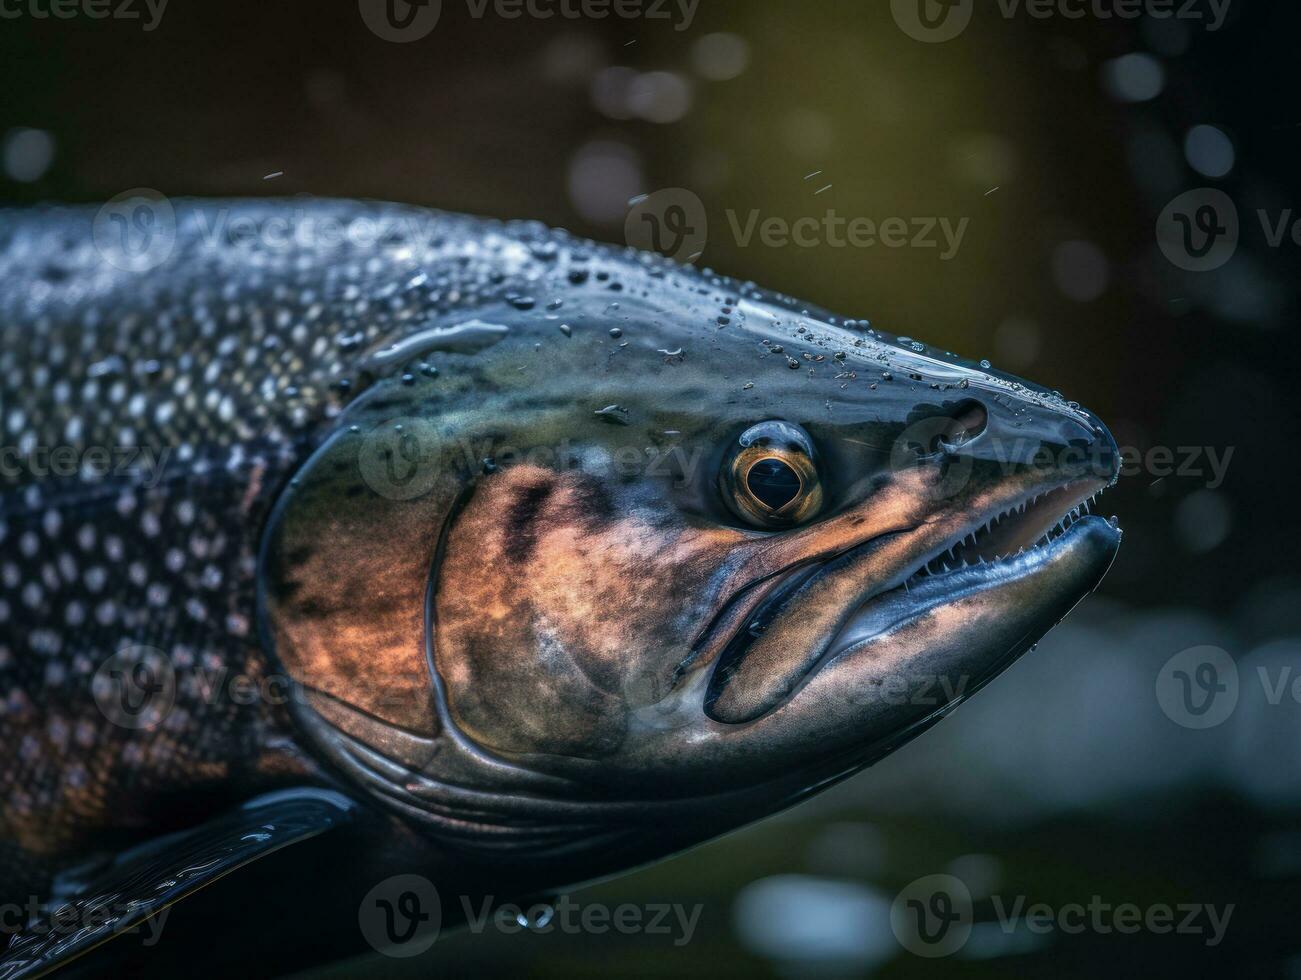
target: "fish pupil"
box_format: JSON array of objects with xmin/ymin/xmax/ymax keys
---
[{"xmin": 747, "ymin": 457, "xmax": 802, "ymax": 511}]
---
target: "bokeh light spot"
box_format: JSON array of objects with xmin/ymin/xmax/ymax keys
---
[{"xmin": 1185, "ymin": 124, "xmax": 1235, "ymax": 178}]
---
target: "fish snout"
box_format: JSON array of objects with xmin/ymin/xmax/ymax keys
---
[
  {"xmin": 951, "ymin": 384, "xmax": 1120, "ymax": 493},
  {"xmin": 1075, "ymin": 405, "xmax": 1122, "ymax": 486}
]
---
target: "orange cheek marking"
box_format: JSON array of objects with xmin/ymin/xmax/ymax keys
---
[{"xmin": 432, "ymin": 463, "xmax": 945, "ymax": 752}]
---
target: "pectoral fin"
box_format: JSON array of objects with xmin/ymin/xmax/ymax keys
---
[{"xmin": 0, "ymin": 788, "xmax": 357, "ymax": 980}]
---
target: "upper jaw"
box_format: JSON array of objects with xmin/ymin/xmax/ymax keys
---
[{"xmin": 904, "ymin": 474, "xmax": 1114, "ymax": 581}]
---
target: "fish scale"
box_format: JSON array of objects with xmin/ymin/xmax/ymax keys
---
[{"xmin": 0, "ymin": 199, "xmax": 562, "ymax": 903}]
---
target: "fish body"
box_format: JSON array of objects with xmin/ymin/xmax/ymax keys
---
[
  {"xmin": 0, "ymin": 201, "xmax": 448, "ymax": 897},
  {"xmin": 0, "ymin": 198, "xmax": 1120, "ymax": 974}
]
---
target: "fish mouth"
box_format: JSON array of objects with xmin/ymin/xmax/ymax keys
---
[{"xmin": 704, "ymin": 477, "xmax": 1121, "ymax": 724}]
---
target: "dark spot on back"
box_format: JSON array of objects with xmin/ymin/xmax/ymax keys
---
[
  {"xmin": 565, "ymin": 477, "xmax": 617, "ymax": 529},
  {"xmin": 505, "ymin": 480, "xmax": 555, "ymax": 562}
]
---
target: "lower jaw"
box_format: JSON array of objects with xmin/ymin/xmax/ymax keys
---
[{"xmin": 818, "ymin": 514, "xmax": 1122, "ymax": 671}]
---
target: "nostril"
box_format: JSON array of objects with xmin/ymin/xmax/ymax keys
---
[{"xmin": 939, "ymin": 399, "xmax": 988, "ymax": 451}]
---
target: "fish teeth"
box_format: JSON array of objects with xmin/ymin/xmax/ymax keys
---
[{"xmin": 911, "ymin": 479, "xmax": 1118, "ymax": 587}]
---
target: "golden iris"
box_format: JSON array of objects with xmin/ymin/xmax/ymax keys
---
[{"xmin": 723, "ymin": 421, "xmax": 823, "ymax": 528}]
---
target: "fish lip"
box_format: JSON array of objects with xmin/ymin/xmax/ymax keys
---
[
  {"xmin": 704, "ymin": 472, "xmax": 1119, "ymax": 724},
  {"xmin": 678, "ymin": 530, "xmax": 912, "ymax": 685},
  {"xmin": 683, "ymin": 527, "xmax": 913, "ymax": 686},
  {"xmin": 817, "ymin": 512, "xmax": 1122, "ymax": 672}
]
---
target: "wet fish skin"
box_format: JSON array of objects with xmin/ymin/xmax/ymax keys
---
[
  {"xmin": 0, "ymin": 199, "xmax": 594, "ymax": 899},
  {"xmin": 0, "ymin": 199, "xmax": 1120, "ymax": 971}
]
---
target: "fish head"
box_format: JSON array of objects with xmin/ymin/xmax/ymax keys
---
[{"xmin": 259, "ymin": 265, "xmax": 1120, "ymax": 881}]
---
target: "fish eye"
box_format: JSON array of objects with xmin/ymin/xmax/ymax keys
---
[{"xmin": 722, "ymin": 421, "xmax": 823, "ymax": 528}]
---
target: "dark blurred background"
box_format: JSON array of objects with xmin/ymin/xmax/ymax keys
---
[{"xmin": 3, "ymin": 0, "xmax": 1299, "ymax": 975}]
